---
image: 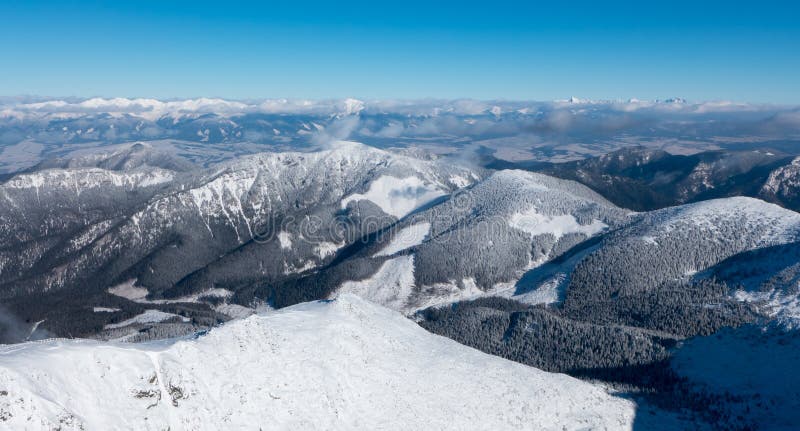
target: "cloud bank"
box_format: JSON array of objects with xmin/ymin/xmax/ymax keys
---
[
  {"xmin": 1, "ymin": 96, "xmax": 795, "ymax": 120},
  {"xmin": 0, "ymin": 97, "xmax": 798, "ymax": 169}
]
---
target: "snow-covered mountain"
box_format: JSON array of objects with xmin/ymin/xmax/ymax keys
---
[
  {"xmin": 7, "ymin": 139, "xmax": 800, "ymax": 344},
  {"xmin": 698, "ymin": 241, "xmax": 800, "ymax": 328},
  {"xmin": 2, "ymin": 96, "xmax": 781, "ymax": 120},
  {"xmin": 414, "ymin": 196, "xmax": 800, "ymax": 430},
  {"xmin": 560, "ymin": 197, "xmax": 800, "ymax": 333},
  {"xmin": 761, "ymin": 156, "xmax": 800, "ymax": 210},
  {"xmin": 0, "ymin": 141, "xmax": 479, "ymax": 342},
  {"xmin": 0, "ymin": 294, "xmax": 635, "ymax": 430},
  {"xmin": 324, "ymin": 169, "xmax": 628, "ymax": 312},
  {"xmin": 517, "ymin": 147, "xmax": 800, "ymax": 212},
  {"xmin": 4, "ymin": 137, "xmax": 800, "ymax": 429},
  {"xmin": 2, "ymin": 97, "xmax": 799, "ymax": 176},
  {"xmin": 418, "ymin": 196, "xmax": 800, "ymax": 334}
]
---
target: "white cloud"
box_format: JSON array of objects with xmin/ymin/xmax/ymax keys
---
[{"xmin": 3, "ymin": 96, "xmax": 794, "ymax": 120}]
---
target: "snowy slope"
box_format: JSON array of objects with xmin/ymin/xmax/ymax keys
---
[
  {"xmin": 569, "ymin": 196, "xmax": 800, "ymax": 296},
  {"xmin": 0, "ymin": 295, "xmax": 635, "ymax": 430},
  {"xmin": 697, "ymin": 241, "xmax": 800, "ymax": 328},
  {"xmin": 761, "ymin": 156, "xmax": 800, "ymax": 210},
  {"xmin": 373, "ymin": 222, "xmax": 431, "ymax": 257},
  {"xmin": 328, "ymin": 170, "xmax": 629, "ymax": 313},
  {"xmin": 559, "ymin": 196, "xmax": 800, "ymax": 333},
  {"xmin": 337, "ymin": 255, "xmax": 417, "ymax": 310},
  {"xmin": 633, "ymin": 196, "xmax": 800, "ymax": 247},
  {"xmin": 762, "ymin": 157, "xmax": 800, "ymax": 196},
  {"xmin": 0, "ymin": 141, "xmax": 477, "ymax": 297},
  {"xmin": 0, "ymin": 140, "xmax": 484, "ymax": 342},
  {"xmin": 340, "ymin": 176, "xmax": 445, "ymax": 219}
]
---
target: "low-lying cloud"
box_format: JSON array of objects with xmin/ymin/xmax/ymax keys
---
[{"xmin": 1, "ymin": 97, "xmax": 798, "ymax": 161}]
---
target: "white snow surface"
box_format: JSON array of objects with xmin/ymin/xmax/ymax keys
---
[
  {"xmin": 449, "ymin": 174, "xmax": 471, "ymax": 188},
  {"xmin": 0, "ymin": 295, "xmax": 635, "ymax": 430},
  {"xmin": 108, "ymin": 280, "xmax": 233, "ymax": 305},
  {"xmin": 335, "ymin": 255, "xmax": 417, "ymax": 311},
  {"xmin": 213, "ymin": 303, "xmax": 256, "ymax": 320},
  {"xmin": 313, "ymin": 241, "xmax": 342, "ymax": 259},
  {"xmin": 107, "ymin": 279, "xmax": 148, "ymax": 301},
  {"xmin": 513, "ymin": 273, "xmax": 568, "ymax": 305},
  {"xmin": 104, "ymin": 310, "xmax": 189, "ymax": 329},
  {"xmin": 734, "ymin": 289, "xmax": 800, "ymax": 328},
  {"xmin": 277, "ymin": 231, "xmax": 293, "ymax": 250},
  {"xmin": 410, "ymin": 278, "xmax": 494, "ymax": 312},
  {"xmin": 509, "ymin": 208, "xmax": 608, "ymax": 240},
  {"xmin": 341, "ymin": 175, "xmax": 446, "ymax": 219},
  {"xmin": 373, "ymin": 222, "xmax": 431, "ymax": 257}
]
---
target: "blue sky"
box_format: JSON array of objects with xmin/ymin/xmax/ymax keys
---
[{"xmin": 1, "ymin": 0, "xmax": 798, "ymax": 102}]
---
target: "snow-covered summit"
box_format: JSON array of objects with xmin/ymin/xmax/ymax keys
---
[
  {"xmin": 558, "ymin": 196, "xmax": 800, "ymax": 317},
  {"xmin": 183, "ymin": 140, "xmax": 477, "ymax": 223},
  {"xmin": 633, "ymin": 196, "xmax": 800, "ymax": 248},
  {"xmin": 412, "ymin": 169, "xmax": 627, "ymax": 239},
  {"xmin": 329, "ymin": 169, "xmax": 628, "ymax": 312},
  {"xmin": 0, "ymin": 140, "xmax": 481, "ymax": 305},
  {"xmin": 0, "ymin": 294, "xmax": 635, "ymax": 430}
]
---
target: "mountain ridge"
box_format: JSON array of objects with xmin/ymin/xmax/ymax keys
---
[{"xmin": 0, "ymin": 294, "xmax": 637, "ymax": 430}]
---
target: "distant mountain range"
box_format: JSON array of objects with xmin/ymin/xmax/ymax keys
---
[
  {"xmin": 3, "ymin": 97, "xmax": 799, "ymax": 174},
  {"xmin": 489, "ymin": 147, "xmax": 800, "ymax": 212}
]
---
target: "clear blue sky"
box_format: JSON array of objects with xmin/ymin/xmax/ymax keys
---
[{"xmin": 1, "ymin": 0, "xmax": 798, "ymax": 102}]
